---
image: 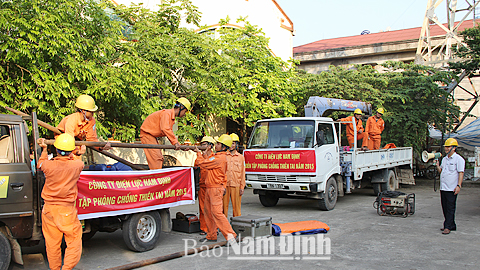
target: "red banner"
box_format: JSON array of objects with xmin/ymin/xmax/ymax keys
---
[
  {"xmin": 76, "ymin": 167, "xmax": 194, "ymax": 220},
  {"xmin": 244, "ymin": 150, "xmax": 316, "ymax": 173}
]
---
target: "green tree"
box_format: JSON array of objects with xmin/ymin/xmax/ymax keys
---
[
  {"xmin": 380, "ymin": 62, "xmax": 459, "ymax": 152},
  {"xmin": 449, "ymin": 24, "xmax": 480, "ymax": 74},
  {"xmin": 294, "ymin": 63, "xmax": 459, "ymax": 153},
  {"xmin": 0, "ymin": 0, "xmax": 121, "ymax": 137},
  {"xmin": 114, "ymin": 7, "xmax": 298, "ymax": 143},
  {"xmin": 1, "ymin": 0, "xmax": 298, "ymax": 144},
  {"xmin": 198, "ymin": 18, "xmax": 298, "ymax": 141}
]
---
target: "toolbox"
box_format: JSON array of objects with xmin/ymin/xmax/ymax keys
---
[
  {"xmin": 230, "ymin": 215, "xmax": 272, "ymax": 238},
  {"xmin": 172, "ymin": 218, "xmax": 201, "ymax": 233}
]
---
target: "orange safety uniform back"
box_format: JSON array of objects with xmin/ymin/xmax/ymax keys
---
[
  {"xmin": 340, "ymin": 115, "xmax": 364, "ymax": 137},
  {"xmin": 140, "ymin": 109, "xmax": 178, "ymax": 145},
  {"xmin": 365, "ymin": 116, "xmax": 384, "ymax": 136},
  {"xmin": 57, "ymin": 112, "xmax": 99, "ymax": 142},
  {"xmin": 226, "ymin": 152, "xmax": 245, "ymax": 189},
  {"xmin": 37, "ymin": 150, "xmax": 85, "ymax": 205},
  {"xmin": 195, "ymin": 152, "xmax": 214, "ymax": 188},
  {"xmin": 195, "ymin": 151, "xmax": 228, "ymax": 188}
]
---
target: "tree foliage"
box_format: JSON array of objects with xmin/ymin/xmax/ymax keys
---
[
  {"xmin": 0, "ymin": 0, "xmax": 121, "ymax": 137},
  {"xmin": 0, "ymin": 0, "xmax": 298, "ymax": 143},
  {"xmin": 450, "ymin": 24, "xmax": 480, "ymax": 74},
  {"xmin": 295, "ymin": 63, "xmax": 460, "ymax": 153}
]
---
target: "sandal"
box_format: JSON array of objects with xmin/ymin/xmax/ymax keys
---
[{"xmin": 199, "ymin": 230, "xmax": 206, "ymax": 235}]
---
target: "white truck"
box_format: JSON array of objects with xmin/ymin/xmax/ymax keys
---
[{"xmin": 244, "ymin": 97, "xmax": 414, "ymax": 211}]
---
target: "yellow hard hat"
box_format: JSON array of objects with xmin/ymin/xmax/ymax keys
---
[
  {"xmin": 200, "ymin": 136, "xmax": 216, "ymax": 145},
  {"xmin": 444, "ymin": 138, "xmax": 458, "ymax": 147},
  {"xmin": 230, "ymin": 133, "xmax": 240, "ymax": 142},
  {"xmin": 293, "ymin": 127, "xmax": 301, "ymax": 134},
  {"xmin": 54, "ymin": 133, "xmax": 76, "ymax": 151},
  {"xmin": 376, "ymin": 108, "xmax": 385, "ymax": 114},
  {"xmin": 354, "ymin": 109, "xmax": 362, "ymax": 115},
  {"xmin": 75, "ymin": 94, "xmax": 98, "ymax": 112},
  {"xmin": 177, "ymin": 97, "xmax": 191, "ymax": 111},
  {"xmin": 216, "ymin": 134, "xmax": 233, "ymax": 148}
]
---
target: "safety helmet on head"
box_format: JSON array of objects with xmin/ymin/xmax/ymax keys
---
[
  {"xmin": 200, "ymin": 136, "xmax": 216, "ymax": 145},
  {"xmin": 54, "ymin": 133, "xmax": 76, "ymax": 152},
  {"xmin": 230, "ymin": 133, "xmax": 240, "ymax": 142},
  {"xmin": 176, "ymin": 97, "xmax": 191, "ymax": 111},
  {"xmin": 444, "ymin": 138, "xmax": 458, "ymax": 147},
  {"xmin": 216, "ymin": 134, "xmax": 233, "ymax": 148},
  {"xmin": 376, "ymin": 108, "xmax": 385, "ymax": 115},
  {"xmin": 75, "ymin": 94, "xmax": 98, "ymax": 112},
  {"xmin": 354, "ymin": 109, "xmax": 362, "ymax": 115}
]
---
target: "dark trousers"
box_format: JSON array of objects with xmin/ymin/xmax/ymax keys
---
[{"xmin": 440, "ymin": 190, "xmax": 457, "ymax": 230}]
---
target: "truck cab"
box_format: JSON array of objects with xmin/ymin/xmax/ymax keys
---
[{"xmin": 245, "ymin": 117, "xmax": 341, "ymax": 210}]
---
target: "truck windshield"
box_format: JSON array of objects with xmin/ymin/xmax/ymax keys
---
[{"xmin": 247, "ymin": 120, "xmax": 315, "ymax": 149}]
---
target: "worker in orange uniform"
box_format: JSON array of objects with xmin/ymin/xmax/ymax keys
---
[
  {"xmin": 57, "ymin": 94, "xmax": 111, "ymax": 158},
  {"xmin": 340, "ymin": 109, "xmax": 365, "ymax": 148},
  {"xmin": 194, "ymin": 136, "xmax": 216, "ymax": 235},
  {"xmin": 363, "ymin": 108, "xmax": 385, "ymax": 150},
  {"xmin": 140, "ymin": 98, "xmax": 191, "ymax": 169},
  {"xmin": 37, "ymin": 134, "xmax": 85, "ymax": 270},
  {"xmin": 223, "ymin": 133, "xmax": 245, "ymax": 217},
  {"xmin": 194, "ymin": 134, "xmax": 237, "ymax": 244}
]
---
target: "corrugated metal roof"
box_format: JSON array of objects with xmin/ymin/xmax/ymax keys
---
[{"xmin": 294, "ymin": 19, "xmax": 478, "ymax": 54}]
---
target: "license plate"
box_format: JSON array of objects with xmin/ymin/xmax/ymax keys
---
[{"xmin": 267, "ymin": 183, "xmax": 284, "ymax": 189}]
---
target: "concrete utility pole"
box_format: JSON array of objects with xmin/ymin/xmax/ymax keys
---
[{"xmin": 415, "ymin": 0, "xmax": 480, "ymax": 131}]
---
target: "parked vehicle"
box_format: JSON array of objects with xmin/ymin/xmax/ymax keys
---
[
  {"xmin": 0, "ymin": 113, "xmax": 196, "ymax": 270},
  {"xmin": 244, "ymin": 97, "xmax": 414, "ymax": 211}
]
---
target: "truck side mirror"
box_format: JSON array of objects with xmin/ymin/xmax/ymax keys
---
[{"xmin": 316, "ymin": 130, "xmax": 325, "ymax": 147}]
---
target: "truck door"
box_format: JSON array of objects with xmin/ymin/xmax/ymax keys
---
[
  {"xmin": 0, "ymin": 122, "xmax": 34, "ymax": 217},
  {"xmin": 315, "ymin": 123, "xmax": 339, "ymax": 181}
]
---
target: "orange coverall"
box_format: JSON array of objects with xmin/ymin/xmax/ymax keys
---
[
  {"xmin": 37, "ymin": 149, "xmax": 85, "ymax": 270},
  {"xmin": 140, "ymin": 109, "xmax": 178, "ymax": 169},
  {"xmin": 195, "ymin": 151, "xmax": 237, "ymax": 241},
  {"xmin": 57, "ymin": 112, "xmax": 99, "ymax": 158},
  {"xmin": 340, "ymin": 115, "xmax": 365, "ymax": 148},
  {"xmin": 194, "ymin": 152, "xmax": 214, "ymax": 233},
  {"xmin": 223, "ymin": 152, "xmax": 245, "ymax": 217},
  {"xmin": 363, "ymin": 116, "xmax": 385, "ymax": 150}
]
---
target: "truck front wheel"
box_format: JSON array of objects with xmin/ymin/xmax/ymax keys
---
[
  {"xmin": 259, "ymin": 192, "xmax": 279, "ymax": 207},
  {"xmin": 0, "ymin": 229, "xmax": 11, "ymax": 270},
  {"xmin": 318, "ymin": 177, "xmax": 338, "ymax": 211},
  {"xmin": 122, "ymin": 211, "xmax": 162, "ymax": 252}
]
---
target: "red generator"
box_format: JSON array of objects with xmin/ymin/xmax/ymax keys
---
[{"xmin": 373, "ymin": 191, "xmax": 415, "ymax": 217}]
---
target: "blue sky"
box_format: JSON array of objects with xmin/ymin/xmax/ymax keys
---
[{"xmin": 275, "ymin": 0, "xmax": 459, "ymax": 47}]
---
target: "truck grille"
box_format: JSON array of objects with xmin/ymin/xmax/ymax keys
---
[{"xmin": 258, "ymin": 175, "xmax": 299, "ymax": 182}]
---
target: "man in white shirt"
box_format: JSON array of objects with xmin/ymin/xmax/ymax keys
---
[{"xmin": 434, "ymin": 138, "xmax": 465, "ymax": 235}]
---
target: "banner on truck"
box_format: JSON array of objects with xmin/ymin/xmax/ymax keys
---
[
  {"xmin": 244, "ymin": 150, "xmax": 316, "ymax": 174},
  {"xmin": 77, "ymin": 167, "xmax": 195, "ymax": 220}
]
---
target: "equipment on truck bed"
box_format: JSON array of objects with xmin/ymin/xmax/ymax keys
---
[{"xmin": 373, "ymin": 191, "xmax": 415, "ymax": 217}]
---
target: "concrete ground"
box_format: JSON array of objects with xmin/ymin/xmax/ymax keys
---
[{"xmin": 10, "ymin": 179, "xmax": 480, "ymax": 270}]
